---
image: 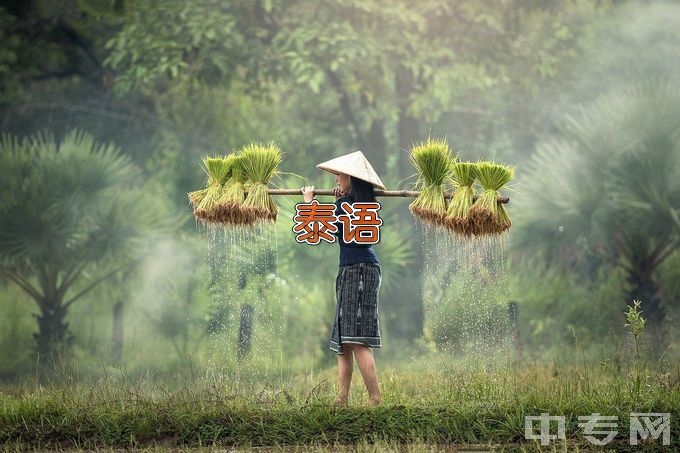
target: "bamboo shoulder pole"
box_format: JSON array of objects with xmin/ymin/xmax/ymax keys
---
[{"xmin": 262, "ymin": 188, "xmax": 510, "ymax": 204}]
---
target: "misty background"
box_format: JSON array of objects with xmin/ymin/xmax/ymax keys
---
[{"xmin": 1, "ymin": 0, "xmax": 679, "ymax": 382}]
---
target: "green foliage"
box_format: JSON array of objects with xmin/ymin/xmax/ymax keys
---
[
  {"xmin": 509, "ymin": 257, "xmax": 628, "ymax": 348},
  {"xmin": 625, "ymin": 299, "xmax": 647, "ymax": 402},
  {"xmin": 0, "ymin": 129, "xmax": 176, "ymax": 357},
  {"xmin": 102, "ymin": 0, "xmax": 587, "ymax": 182},
  {"xmin": 0, "ymin": 1, "xmax": 124, "ymax": 100},
  {"xmin": 0, "ymin": 285, "xmax": 34, "ymax": 377},
  {"xmin": 371, "ymin": 224, "xmax": 416, "ymax": 296},
  {"xmin": 424, "ymin": 267, "xmax": 510, "ymax": 355},
  {"xmin": 103, "ymin": 0, "xmax": 257, "ymax": 95},
  {"xmin": 513, "ymin": 80, "xmax": 680, "ymax": 324},
  {"xmin": 0, "ymin": 129, "xmax": 157, "ymax": 267},
  {"xmin": 144, "ymin": 271, "xmax": 205, "ymax": 362},
  {"xmin": 625, "ymin": 299, "xmax": 646, "ymax": 340},
  {"xmin": 516, "ymin": 80, "xmax": 680, "ymax": 258}
]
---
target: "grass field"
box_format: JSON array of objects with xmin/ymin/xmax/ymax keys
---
[{"xmin": 1, "ymin": 361, "xmax": 678, "ymax": 451}]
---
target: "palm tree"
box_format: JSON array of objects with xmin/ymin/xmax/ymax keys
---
[
  {"xmin": 0, "ymin": 129, "xmax": 174, "ymax": 364},
  {"xmin": 514, "ymin": 80, "xmax": 680, "ymax": 329}
]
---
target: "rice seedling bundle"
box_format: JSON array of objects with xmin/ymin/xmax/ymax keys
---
[
  {"xmin": 408, "ymin": 138, "xmax": 455, "ymax": 227},
  {"xmin": 239, "ymin": 142, "xmax": 283, "ymax": 224},
  {"xmin": 444, "ymin": 162, "xmax": 477, "ymax": 236},
  {"xmin": 191, "ymin": 155, "xmax": 233, "ymax": 223},
  {"xmin": 468, "ymin": 161, "xmax": 515, "ymax": 235},
  {"xmin": 214, "ymin": 154, "xmax": 256, "ymax": 226}
]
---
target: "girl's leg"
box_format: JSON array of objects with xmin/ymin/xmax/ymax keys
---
[
  {"xmin": 336, "ymin": 344, "xmax": 353, "ymax": 404},
  {"xmin": 351, "ymin": 344, "xmax": 381, "ymax": 404}
]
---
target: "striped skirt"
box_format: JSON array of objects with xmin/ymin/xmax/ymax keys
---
[{"xmin": 330, "ymin": 262, "xmax": 382, "ymax": 355}]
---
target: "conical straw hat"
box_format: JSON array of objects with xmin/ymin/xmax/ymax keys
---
[{"xmin": 316, "ymin": 150, "xmax": 386, "ymax": 190}]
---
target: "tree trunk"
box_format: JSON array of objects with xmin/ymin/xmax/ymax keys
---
[
  {"xmin": 112, "ymin": 300, "xmax": 124, "ymax": 362},
  {"xmin": 398, "ymin": 112, "xmax": 420, "ymax": 179},
  {"xmin": 507, "ymin": 301, "xmax": 522, "ymax": 358},
  {"xmin": 237, "ymin": 304, "xmax": 254, "ymax": 360},
  {"xmin": 33, "ymin": 300, "xmax": 73, "ymax": 365},
  {"xmin": 627, "ymin": 273, "xmax": 664, "ymax": 325},
  {"xmin": 396, "ymin": 66, "xmax": 421, "ymax": 181},
  {"xmin": 367, "ymin": 119, "xmax": 388, "ymax": 175},
  {"xmin": 394, "ymin": 65, "xmax": 425, "ymax": 340},
  {"xmin": 235, "ymin": 273, "xmax": 253, "ymax": 360}
]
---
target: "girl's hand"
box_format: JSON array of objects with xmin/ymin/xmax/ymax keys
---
[
  {"xmin": 332, "ymin": 187, "xmax": 349, "ymax": 200},
  {"xmin": 301, "ymin": 185, "xmax": 315, "ymax": 203}
]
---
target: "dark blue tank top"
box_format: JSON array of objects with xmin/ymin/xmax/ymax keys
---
[{"xmin": 332, "ymin": 196, "xmax": 380, "ymax": 267}]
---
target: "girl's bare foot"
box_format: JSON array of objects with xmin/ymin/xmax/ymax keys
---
[
  {"xmin": 333, "ymin": 396, "xmax": 349, "ymax": 407},
  {"xmin": 369, "ymin": 397, "xmax": 381, "ymax": 406}
]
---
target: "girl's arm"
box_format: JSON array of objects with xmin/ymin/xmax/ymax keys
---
[{"xmin": 301, "ymin": 186, "xmax": 316, "ymax": 202}]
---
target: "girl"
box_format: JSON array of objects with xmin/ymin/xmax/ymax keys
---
[{"xmin": 301, "ymin": 151, "xmax": 386, "ymax": 406}]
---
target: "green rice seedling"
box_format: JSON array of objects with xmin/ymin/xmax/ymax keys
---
[
  {"xmin": 444, "ymin": 162, "xmax": 477, "ymax": 236},
  {"xmin": 192, "ymin": 155, "xmax": 233, "ymax": 223},
  {"xmin": 239, "ymin": 142, "xmax": 283, "ymax": 224},
  {"xmin": 408, "ymin": 138, "xmax": 455, "ymax": 227},
  {"xmin": 468, "ymin": 161, "xmax": 515, "ymax": 235},
  {"xmin": 187, "ymin": 188, "xmax": 207, "ymax": 210},
  {"xmin": 625, "ymin": 299, "xmax": 646, "ymax": 402},
  {"xmin": 215, "ymin": 154, "xmax": 256, "ymax": 226}
]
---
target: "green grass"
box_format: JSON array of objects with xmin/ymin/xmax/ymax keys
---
[{"xmin": 1, "ymin": 366, "xmax": 677, "ymax": 450}]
